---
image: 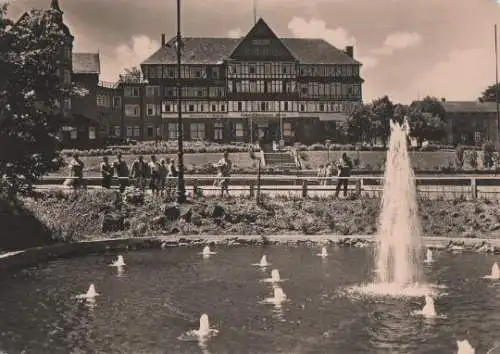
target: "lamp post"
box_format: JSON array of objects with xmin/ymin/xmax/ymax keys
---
[{"xmin": 175, "ymin": 0, "xmax": 186, "ymax": 203}]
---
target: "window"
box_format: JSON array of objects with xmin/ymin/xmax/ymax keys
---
[
  {"xmin": 133, "ymin": 126, "xmax": 140, "ymax": 137},
  {"xmin": 146, "ymin": 104, "xmax": 157, "ymax": 116},
  {"xmin": 70, "ymin": 128, "xmax": 77, "ymax": 140},
  {"xmin": 124, "ymin": 87, "xmax": 140, "ymax": 97},
  {"xmin": 146, "ymin": 86, "xmax": 160, "ymax": 97},
  {"xmin": 188, "ymin": 104, "xmax": 195, "ymax": 112},
  {"xmin": 125, "ymin": 104, "xmax": 140, "ymax": 117},
  {"xmin": 221, "ymin": 104, "xmax": 226, "ymax": 112},
  {"xmin": 214, "ymin": 122, "xmax": 224, "ymax": 140},
  {"xmin": 168, "ymin": 123, "xmax": 178, "ymax": 140},
  {"xmin": 300, "ymin": 104, "xmax": 305, "ymax": 112},
  {"xmin": 283, "ymin": 101, "xmax": 289, "ymax": 111},
  {"xmin": 283, "ymin": 122, "xmax": 293, "ymax": 137},
  {"xmin": 146, "ymin": 125, "xmax": 154, "ymax": 137},
  {"xmin": 113, "ymin": 125, "xmax": 121, "ymax": 137},
  {"xmin": 235, "ymin": 123, "xmax": 244, "ymax": 137},
  {"xmin": 126, "ymin": 126, "xmax": 133, "ymax": 137},
  {"xmin": 237, "ymin": 102, "xmax": 242, "ymax": 112},
  {"xmin": 474, "ymin": 131, "xmax": 481, "ymax": 143},
  {"xmin": 189, "ymin": 123, "xmax": 205, "ymax": 140},
  {"xmin": 97, "ymin": 95, "xmax": 110, "ymax": 107},
  {"xmin": 64, "ymin": 70, "xmax": 71, "ymax": 85},
  {"xmin": 88, "ymin": 126, "xmax": 96, "ymax": 140},
  {"xmin": 211, "ymin": 104, "xmax": 217, "ymax": 112},
  {"xmin": 113, "ymin": 96, "xmax": 122, "ymax": 109},
  {"xmin": 212, "ymin": 67, "xmax": 219, "ymax": 79},
  {"xmin": 63, "ymin": 98, "xmax": 71, "ymax": 112}
]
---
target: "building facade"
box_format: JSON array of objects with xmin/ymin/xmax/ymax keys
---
[
  {"xmin": 139, "ymin": 18, "xmax": 364, "ymax": 145},
  {"xmin": 441, "ymin": 101, "xmax": 499, "ymax": 146}
]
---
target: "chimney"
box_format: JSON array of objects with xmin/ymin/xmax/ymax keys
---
[
  {"xmin": 161, "ymin": 33, "xmax": 166, "ymax": 47},
  {"xmin": 345, "ymin": 45, "xmax": 354, "ymax": 58},
  {"xmin": 441, "ymin": 97, "xmax": 446, "ymax": 102}
]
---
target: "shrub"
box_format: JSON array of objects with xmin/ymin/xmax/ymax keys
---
[
  {"xmin": 455, "ymin": 145, "xmax": 465, "ymax": 169},
  {"xmin": 482, "ymin": 141, "xmax": 496, "ymax": 169}
]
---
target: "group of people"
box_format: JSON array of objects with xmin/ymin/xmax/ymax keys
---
[
  {"xmin": 67, "ymin": 153, "xmax": 180, "ymax": 197},
  {"xmin": 317, "ymin": 152, "xmax": 353, "ymax": 197}
]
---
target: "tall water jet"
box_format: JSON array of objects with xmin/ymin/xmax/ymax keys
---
[
  {"xmin": 375, "ymin": 118, "xmax": 423, "ymax": 286},
  {"xmin": 317, "ymin": 246, "xmax": 328, "ymax": 258},
  {"xmin": 456, "ymin": 339, "xmax": 475, "ymax": 354},
  {"xmin": 259, "ymin": 255, "xmax": 268, "ymax": 267},
  {"xmin": 198, "ymin": 314, "xmax": 211, "ymax": 337},
  {"xmin": 110, "ymin": 255, "xmax": 126, "ymax": 267},
  {"xmin": 271, "ymin": 269, "xmax": 281, "ymax": 283}
]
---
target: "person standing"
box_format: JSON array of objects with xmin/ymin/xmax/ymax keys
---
[
  {"xmin": 130, "ymin": 155, "xmax": 148, "ymax": 190},
  {"xmin": 158, "ymin": 158, "xmax": 168, "ymax": 197},
  {"xmin": 100, "ymin": 156, "xmax": 113, "ymax": 189},
  {"xmin": 335, "ymin": 153, "xmax": 353, "ymax": 198},
  {"xmin": 68, "ymin": 153, "xmax": 85, "ymax": 190},
  {"xmin": 148, "ymin": 155, "xmax": 161, "ymax": 196},
  {"xmin": 324, "ymin": 162, "xmax": 334, "ymax": 186},
  {"xmin": 214, "ymin": 150, "xmax": 232, "ymax": 198},
  {"xmin": 113, "ymin": 153, "xmax": 129, "ymax": 193}
]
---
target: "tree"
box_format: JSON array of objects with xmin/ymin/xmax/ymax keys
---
[
  {"xmin": 342, "ymin": 104, "xmax": 372, "ymax": 144},
  {"xmin": 0, "ymin": 5, "xmax": 86, "ymax": 196},
  {"xmin": 407, "ymin": 97, "xmax": 446, "ymax": 146},
  {"xmin": 393, "ymin": 103, "xmax": 408, "ymax": 125},
  {"xmin": 119, "ymin": 66, "xmax": 143, "ymax": 83},
  {"xmin": 479, "ymin": 83, "xmax": 500, "ymax": 103},
  {"xmin": 370, "ymin": 96, "xmax": 394, "ymax": 147}
]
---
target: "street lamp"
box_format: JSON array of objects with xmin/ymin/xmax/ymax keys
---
[{"xmin": 175, "ymin": 0, "xmax": 186, "ymax": 203}]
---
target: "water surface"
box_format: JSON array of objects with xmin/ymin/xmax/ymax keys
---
[{"xmin": 0, "ymin": 246, "xmax": 498, "ymax": 353}]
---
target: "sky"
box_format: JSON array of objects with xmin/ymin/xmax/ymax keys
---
[{"xmin": 7, "ymin": 0, "xmax": 500, "ymax": 104}]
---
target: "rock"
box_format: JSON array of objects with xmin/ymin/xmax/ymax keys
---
[
  {"xmin": 490, "ymin": 223, "xmax": 500, "ymax": 231},
  {"xmin": 180, "ymin": 207, "xmax": 193, "ymax": 222},
  {"xmin": 124, "ymin": 187, "xmax": 145, "ymax": 205},
  {"xmin": 163, "ymin": 204, "xmax": 181, "ymax": 221},
  {"xmin": 133, "ymin": 222, "xmax": 147, "ymax": 236},
  {"xmin": 461, "ymin": 230, "xmax": 476, "ymax": 238},
  {"xmin": 100, "ymin": 213, "xmax": 125, "ymax": 233},
  {"xmin": 206, "ymin": 204, "xmax": 225, "ymax": 219},
  {"xmin": 191, "ymin": 212, "xmax": 202, "ymax": 226},
  {"xmin": 151, "ymin": 215, "xmax": 166, "ymax": 228}
]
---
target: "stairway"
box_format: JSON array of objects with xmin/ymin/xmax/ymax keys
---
[{"xmin": 262, "ymin": 152, "xmax": 298, "ymax": 170}]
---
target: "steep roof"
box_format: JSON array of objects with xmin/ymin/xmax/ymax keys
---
[
  {"xmin": 440, "ymin": 101, "xmax": 498, "ymax": 113},
  {"xmin": 141, "ymin": 37, "xmax": 360, "ymax": 66},
  {"xmin": 72, "ymin": 53, "xmax": 100, "ymax": 74}
]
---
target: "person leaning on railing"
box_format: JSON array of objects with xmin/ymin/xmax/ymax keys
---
[
  {"xmin": 100, "ymin": 156, "xmax": 113, "ymax": 189},
  {"xmin": 67, "ymin": 153, "xmax": 85, "ymax": 190},
  {"xmin": 130, "ymin": 155, "xmax": 149, "ymax": 190},
  {"xmin": 213, "ymin": 150, "xmax": 232, "ymax": 198},
  {"xmin": 335, "ymin": 152, "xmax": 353, "ymax": 198},
  {"xmin": 113, "ymin": 153, "xmax": 129, "ymax": 193}
]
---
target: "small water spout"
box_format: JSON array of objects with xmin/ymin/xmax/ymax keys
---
[
  {"xmin": 76, "ymin": 283, "xmax": 99, "ymax": 300},
  {"xmin": 259, "ymin": 255, "xmax": 268, "ymax": 267},
  {"xmin": 456, "ymin": 339, "xmax": 475, "ymax": 354},
  {"xmin": 198, "ymin": 313, "xmax": 211, "ymax": 337},
  {"xmin": 483, "ymin": 262, "xmax": 500, "ymax": 280},
  {"xmin": 424, "ymin": 249, "xmax": 434, "ymax": 264},
  {"xmin": 421, "ymin": 295, "xmax": 436, "ymax": 318},
  {"xmin": 317, "ymin": 246, "xmax": 328, "ymax": 258},
  {"xmin": 178, "ymin": 313, "xmax": 219, "ymax": 345},
  {"xmin": 110, "ymin": 255, "xmax": 126, "ymax": 267},
  {"xmin": 271, "ymin": 269, "xmax": 281, "ymax": 283},
  {"xmin": 273, "ymin": 287, "xmax": 287, "ymax": 303},
  {"xmin": 201, "ymin": 246, "xmax": 216, "ymax": 258}
]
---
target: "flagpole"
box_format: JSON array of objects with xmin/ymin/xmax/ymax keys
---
[{"xmin": 495, "ymin": 24, "xmax": 499, "ymax": 143}]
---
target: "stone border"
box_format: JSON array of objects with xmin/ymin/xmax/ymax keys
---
[{"xmin": 0, "ymin": 234, "xmax": 499, "ymax": 278}]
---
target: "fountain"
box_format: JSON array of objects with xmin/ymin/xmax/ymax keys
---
[
  {"xmin": 110, "ymin": 255, "xmax": 126, "ymax": 267},
  {"xmin": 424, "ymin": 249, "xmax": 434, "ymax": 264},
  {"xmin": 456, "ymin": 339, "xmax": 475, "ymax": 354},
  {"xmin": 317, "ymin": 246, "xmax": 328, "ymax": 258},
  {"xmin": 413, "ymin": 295, "xmax": 437, "ymax": 318},
  {"xmin": 252, "ymin": 255, "xmax": 270, "ymax": 268},
  {"xmin": 178, "ymin": 313, "xmax": 219, "ymax": 345},
  {"xmin": 483, "ymin": 262, "xmax": 500, "ymax": 280},
  {"xmin": 75, "ymin": 283, "xmax": 99, "ymax": 300},
  {"xmin": 261, "ymin": 286, "xmax": 288, "ymax": 307},
  {"xmin": 201, "ymin": 246, "xmax": 216, "ymax": 258}
]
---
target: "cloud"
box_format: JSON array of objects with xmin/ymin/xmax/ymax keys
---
[
  {"xmin": 74, "ymin": 35, "xmax": 160, "ymax": 82},
  {"xmin": 287, "ymin": 17, "xmax": 378, "ymax": 70},
  {"xmin": 371, "ymin": 32, "xmax": 422, "ymax": 56},
  {"xmin": 404, "ymin": 47, "xmax": 494, "ymax": 103},
  {"xmin": 227, "ymin": 28, "xmax": 243, "ymax": 38}
]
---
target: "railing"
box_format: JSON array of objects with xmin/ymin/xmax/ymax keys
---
[{"xmin": 34, "ymin": 175, "xmax": 500, "ymax": 200}]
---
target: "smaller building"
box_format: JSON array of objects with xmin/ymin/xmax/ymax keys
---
[{"xmin": 441, "ymin": 101, "xmax": 499, "ymax": 146}]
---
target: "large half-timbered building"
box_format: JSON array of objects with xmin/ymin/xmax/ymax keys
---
[{"xmin": 139, "ymin": 18, "xmax": 364, "ymax": 144}]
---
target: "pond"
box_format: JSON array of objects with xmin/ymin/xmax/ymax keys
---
[{"xmin": 0, "ymin": 245, "xmax": 498, "ymax": 353}]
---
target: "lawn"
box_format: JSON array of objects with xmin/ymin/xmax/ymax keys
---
[
  {"xmin": 302, "ymin": 150, "xmax": 457, "ymax": 171},
  {"xmin": 51, "ymin": 152, "xmax": 256, "ymax": 177},
  {"xmin": 49, "ymin": 150, "xmax": 463, "ymax": 177}
]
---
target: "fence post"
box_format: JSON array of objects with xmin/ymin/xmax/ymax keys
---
[
  {"xmin": 355, "ymin": 178, "xmax": 362, "ymax": 197},
  {"xmin": 470, "ymin": 177, "xmax": 477, "ymax": 200},
  {"xmin": 249, "ymin": 182, "xmax": 255, "ymax": 198},
  {"xmin": 302, "ymin": 180, "xmax": 308, "ymax": 198}
]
